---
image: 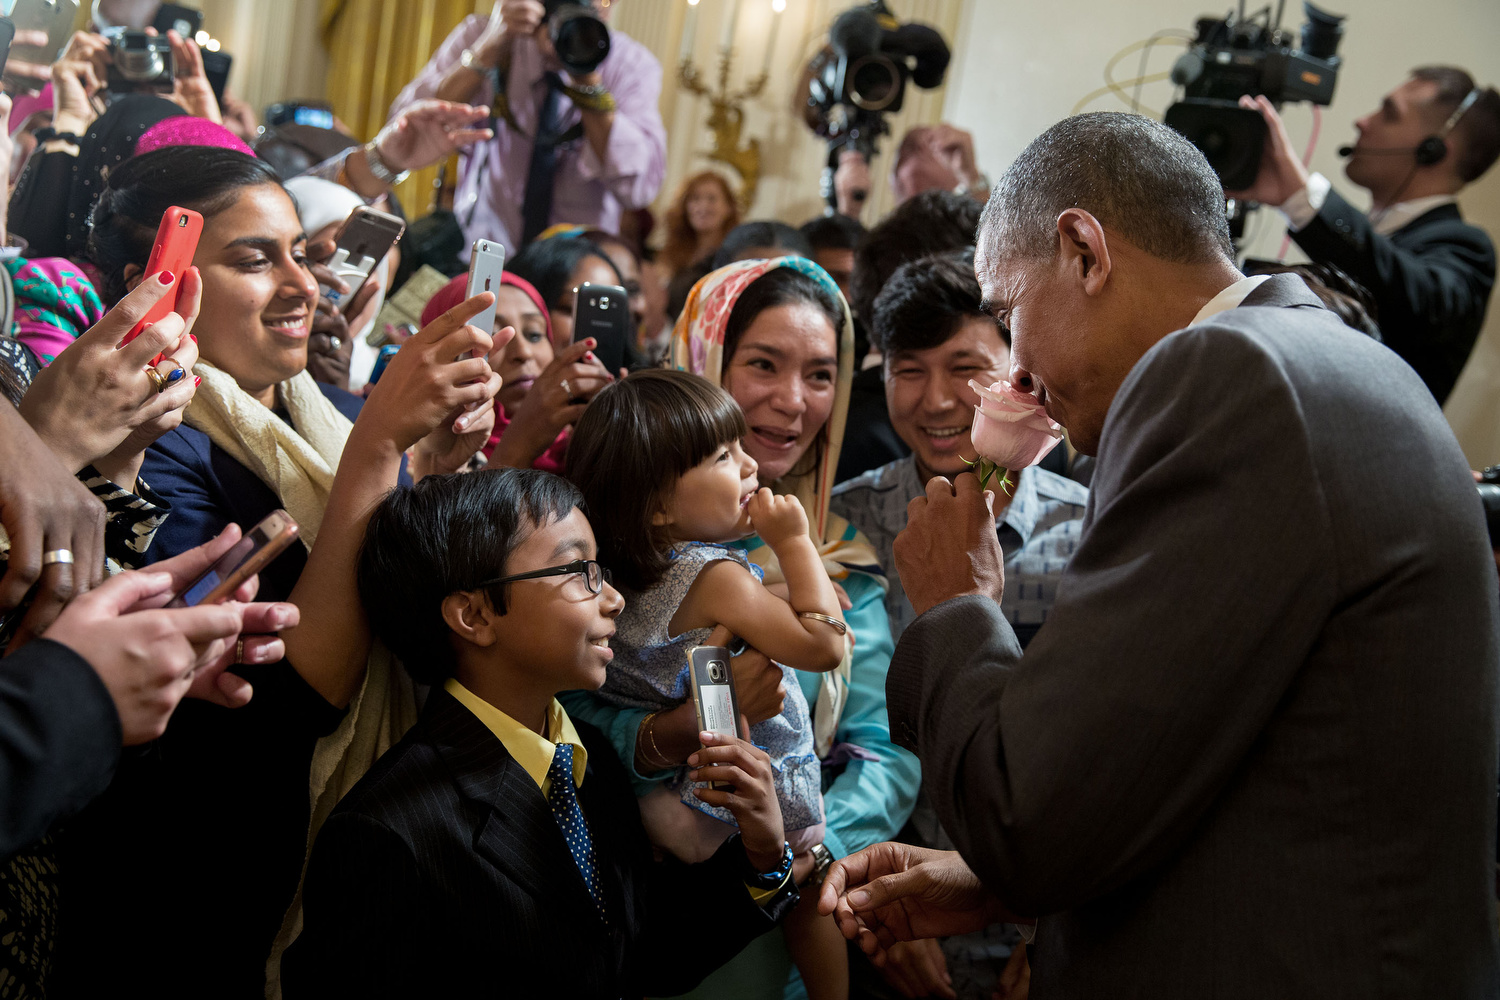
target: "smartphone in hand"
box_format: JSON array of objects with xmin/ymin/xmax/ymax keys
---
[
  {"xmin": 2, "ymin": 0, "xmax": 77, "ymax": 95},
  {"xmin": 168, "ymin": 510, "xmax": 300, "ymax": 608},
  {"xmin": 0, "ymin": 17, "xmax": 17, "ymax": 81},
  {"xmin": 688, "ymin": 644, "xmax": 742, "ymax": 788},
  {"xmin": 572, "ymin": 282, "xmax": 630, "ymax": 375},
  {"xmin": 464, "ymin": 239, "xmax": 506, "ymax": 333},
  {"xmin": 121, "ymin": 206, "xmax": 203, "ymax": 346},
  {"xmin": 320, "ymin": 206, "xmax": 405, "ymax": 308}
]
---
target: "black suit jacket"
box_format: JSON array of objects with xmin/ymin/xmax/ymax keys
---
[
  {"xmin": 0, "ymin": 639, "xmax": 119, "ymax": 860},
  {"xmin": 1293, "ymin": 187, "xmax": 1496, "ymax": 402},
  {"xmin": 889, "ymin": 276, "xmax": 1500, "ymax": 998},
  {"xmin": 281, "ymin": 690, "xmax": 794, "ymax": 999}
]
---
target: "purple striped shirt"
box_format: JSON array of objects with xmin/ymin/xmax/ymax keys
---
[{"xmin": 391, "ymin": 16, "xmax": 666, "ymax": 254}]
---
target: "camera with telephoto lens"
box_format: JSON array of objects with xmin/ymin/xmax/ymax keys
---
[
  {"xmin": 1164, "ymin": 0, "xmax": 1345, "ymax": 190},
  {"xmin": 542, "ymin": 0, "xmax": 610, "ymax": 76},
  {"xmin": 1477, "ymin": 466, "xmax": 1500, "ymax": 546},
  {"xmin": 106, "ymin": 28, "xmax": 175, "ymax": 93}
]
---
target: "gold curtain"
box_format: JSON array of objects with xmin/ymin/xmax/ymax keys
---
[{"xmin": 319, "ymin": 0, "xmax": 490, "ymax": 214}]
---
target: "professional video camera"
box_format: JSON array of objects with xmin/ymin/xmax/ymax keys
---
[
  {"xmin": 543, "ymin": 0, "xmax": 610, "ymax": 76},
  {"xmin": 800, "ymin": 0, "xmax": 950, "ymax": 198},
  {"xmin": 1164, "ymin": 0, "xmax": 1346, "ymax": 190}
]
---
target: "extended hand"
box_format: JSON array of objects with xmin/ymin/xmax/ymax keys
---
[
  {"xmin": 357, "ymin": 291, "xmax": 504, "ymax": 455},
  {"xmin": 819, "ymin": 842, "xmax": 1008, "ymax": 961},
  {"xmin": 20, "ymin": 269, "xmax": 202, "ymax": 475},
  {"xmin": 374, "ymin": 100, "xmax": 493, "ymax": 174},
  {"xmin": 164, "ymin": 30, "xmax": 222, "ymax": 123},
  {"xmin": 893, "ymin": 472, "xmax": 1004, "ymax": 617},
  {"xmin": 687, "ymin": 729, "xmax": 785, "ymax": 870},
  {"xmin": 48, "ymin": 31, "xmax": 112, "ymax": 134},
  {"xmin": 118, "ymin": 524, "xmax": 300, "ymax": 709},
  {"xmin": 878, "ymin": 937, "xmax": 956, "ymax": 1000},
  {"xmin": 1223, "ymin": 94, "xmax": 1309, "ymax": 207}
]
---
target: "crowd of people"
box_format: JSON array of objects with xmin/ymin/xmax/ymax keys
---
[{"xmin": 1, "ymin": 1, "xmax": 1499, "ymax": 999}]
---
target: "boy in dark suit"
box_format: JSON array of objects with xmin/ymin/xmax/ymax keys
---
[{"xmin": 281, "ymin": 469, "xmax": 797, "ymax": 998}]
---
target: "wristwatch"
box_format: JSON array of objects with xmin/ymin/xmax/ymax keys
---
[
  {"xmin": 739, "ymin": 837, "xmax": 795, "ymax": 891},
  {"xmin": 801, "ymin": 842, "xmax": 835, "ymax": 888},
  {"xmin": 459, "ymin": 46, "xmax": 486, "ymax": 72},
  {"xmin": 955, "ymin": 171, "xmax": 991, "ymax": 197},
  {"xmin": 361, "ymin": 139, "xmax": 409, "ymax": 188}
]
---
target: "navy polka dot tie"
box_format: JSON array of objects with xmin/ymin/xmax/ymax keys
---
[{"xmin": 548, "ymin": 743, "xmax": 606, "ymax": 922}]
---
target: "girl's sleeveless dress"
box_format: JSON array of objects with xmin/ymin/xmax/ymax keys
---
[{"xmin": 602, "ymin": 542, "xmax": 824, "ymax": 861}]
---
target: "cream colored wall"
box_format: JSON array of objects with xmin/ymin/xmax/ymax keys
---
[
  {"xmin": 615, "ymin": 0, "xmax": 966, "ymax": 229},
  {"xmin": 196, "ymin": 0, "xmax": 328, "ymax": 112},
  {"xmin": 942, "ymin": 0, "xmax": 1500, "ymax": 463}
]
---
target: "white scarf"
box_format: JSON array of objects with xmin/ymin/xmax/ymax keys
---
[{"xmin": 184, "ymin": 362, "xmax": 351, "ymax": 549}]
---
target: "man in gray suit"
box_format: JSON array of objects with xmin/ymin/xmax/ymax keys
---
[{"xmin": 819, "ymin": 112, "xmax": 1500, "ymax": 998}]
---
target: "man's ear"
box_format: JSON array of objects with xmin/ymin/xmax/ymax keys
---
[
  {"xmin": 1055, "ymin": 208, "xmax": 1112, "ymax": 297},
  {"xmin": 122, "ymin": 263, "xmax": 145, "ymax": 293},
  {"xmin": 442, "ymin": 590, "xmax": 500, "ymax": 648}
]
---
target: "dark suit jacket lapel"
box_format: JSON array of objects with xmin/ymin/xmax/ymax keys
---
[{"xmin": 423, "ymin": 690, "xmax": 597, "ymax": 918}]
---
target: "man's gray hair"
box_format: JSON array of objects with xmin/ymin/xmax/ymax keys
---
[{"xmin": 982, "ymin": 112, "xmax": 1234, "ymax": 265}]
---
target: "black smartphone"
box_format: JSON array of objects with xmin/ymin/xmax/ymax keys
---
[
  {"xmin": 572, "ymin": 282, "xmax": 631, "ymax": 374},
  {"xmin": 152, "ymin": 3, "xmax": 204, "ymax": 40},
  {"xmin": 168, "ymin": 510, "xmax": 300, "ymax": 608},
  {"xmin": 688, "ymin": 644, "xmax": 741, "ymax": 788},
  {"xmin": 201, "ymin": 48, "xmax": 230, "ymax": 105},
  {"xmin": 0, "ymin": 17, "xmax": 15, "ymax": 81}
]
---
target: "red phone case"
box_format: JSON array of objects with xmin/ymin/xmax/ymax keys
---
[{"xmin": 121, "ymin": 206, "xmax": 204, "ymax": 346}]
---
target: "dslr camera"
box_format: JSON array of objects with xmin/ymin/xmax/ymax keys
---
[
  {"xmin": 801, "ymin": 0, "xmax": 950, "ymax": 160},
  {"xmin": 543, "ymin": 0, "xmax": 610, "ymax": 76},
  {"xmin": 1164, "ymin": 0, "xmax": 1345, "ymax": 190},
  {"xmin": 106, "ymin": 28, "xmax": 174, "ymax": 93}
]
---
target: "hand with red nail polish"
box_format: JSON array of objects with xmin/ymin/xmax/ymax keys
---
[{"xmin": 17, "ymin": 266, "xmax": 204, "ymax": 491}]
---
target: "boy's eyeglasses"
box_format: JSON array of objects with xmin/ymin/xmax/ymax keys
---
[{"xmin": 479, "ymin": 559, "xmax": 612, "ymax": 596}]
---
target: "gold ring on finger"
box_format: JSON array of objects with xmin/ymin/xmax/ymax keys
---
[
  {"xmin": 156, "ymin": 357, "xmax": 188, "ymax": 387},
  {"xmin": 144, "ymin": 366, "xmax": 169, "ymax": 394}
]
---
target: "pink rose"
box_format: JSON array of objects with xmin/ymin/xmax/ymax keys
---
[{"xmin": 969, "ymin": 379, "xmax": 1064, "ymax": 471}]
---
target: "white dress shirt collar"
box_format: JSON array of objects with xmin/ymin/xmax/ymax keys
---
[{"xmin": 1190, "ymin": 274, "xmax": 1272, "ymax": 327}]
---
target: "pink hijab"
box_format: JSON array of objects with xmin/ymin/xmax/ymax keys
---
[{"xmin": 420, "ymin": 271, "xmax": 568, "ymax": 470}]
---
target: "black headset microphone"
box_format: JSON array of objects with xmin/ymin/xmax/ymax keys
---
[{"xmin": 1336, "ymin": 87, "xmax": 1483, "ymax": 166}]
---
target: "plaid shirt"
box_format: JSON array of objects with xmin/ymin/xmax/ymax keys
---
[{"xmin": 831, "ymin": 456, "xmax": 1088, "ymax": 641}]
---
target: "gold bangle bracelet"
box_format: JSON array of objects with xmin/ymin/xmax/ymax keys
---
[
  {"xmin": 639, "ymin": 710, "xmax": 672, "ymax": 771},
  {"xmin": 796, "ymin": 611, "xmax": 848, "ymax": 635}
]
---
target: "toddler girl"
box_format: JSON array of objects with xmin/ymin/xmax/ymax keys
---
[{"xmin": 567, "ymin": 368, "xmax": 849, "ymax": 998}]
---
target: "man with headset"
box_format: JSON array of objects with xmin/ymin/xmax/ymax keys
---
[{"xmin": 1231, "ymin": 67, "xmax": 1500, "ymax": 403}]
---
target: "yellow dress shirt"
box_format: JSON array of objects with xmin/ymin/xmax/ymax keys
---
[
  {"xmin": 444, "ymin": 679, "xmax": 788, "ymax": 906},
  {"xmin": 444, "ymin": 678, "xmax": 587, "ymax": 797}
]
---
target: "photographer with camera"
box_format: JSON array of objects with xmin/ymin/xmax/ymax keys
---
[
  {"xmin": 1228, "ymin": 68, "xmax": 1500, "ymax": 403},
  {"xmin": 392, "ymin": 0, "xmax": 666, "ymax": 252}
]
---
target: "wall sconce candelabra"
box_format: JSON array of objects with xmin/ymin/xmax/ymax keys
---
[{"xmin": 676, "ymin": 0, "xmax": 784, "ymax": 212}]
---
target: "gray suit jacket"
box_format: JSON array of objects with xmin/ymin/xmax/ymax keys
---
[{"xmin": 888, "ymin": 275, "xmax": 1500, "ymax": 998}]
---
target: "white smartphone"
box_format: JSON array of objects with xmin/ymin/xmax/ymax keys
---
[{"xmin": 464, "ymin": 239, "xmax": 507, "ymax": 342}]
